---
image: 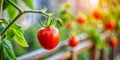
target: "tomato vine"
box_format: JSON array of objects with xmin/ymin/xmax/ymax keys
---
[
  {"xmin": 0, "ymin": 0, "xmax": 63, "ymax": 59},
  {"xmin": 0, "ymin": 0, "xmax": 63, "ymax": 37}
]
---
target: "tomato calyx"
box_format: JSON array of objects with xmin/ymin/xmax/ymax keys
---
[
  {"xmin": 39, "ymin": 14, "xmax": 63, "ymax": 28},
  {"xmin": 39, "ymin": 16, "xmax": 52, "ymax": 27}
]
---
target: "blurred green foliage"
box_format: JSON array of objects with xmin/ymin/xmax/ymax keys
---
[{"xmin": 77, "ymin": 50, "xmax": 89, "ymax": 60}]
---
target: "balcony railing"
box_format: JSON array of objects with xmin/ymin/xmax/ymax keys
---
[{"xmin": 17, "ymin": 31, "xmax": 120, "ymax": 60}]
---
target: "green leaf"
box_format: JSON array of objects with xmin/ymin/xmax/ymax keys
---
[
  {"xmin": 116, "ymin": 19, "xmax": 120, "ymax": 31},
  {"xmin": 6, "ymin": 29, "xmax": 14, "ymax": 41},
  {"xmin": 22, "ymin": 0, "xmax": 34, "ymax": 9},
  {"xmin": 3, "ymin": 0, "xmax": 18, "ymax": 10},
  {"xmin": 91, "ymin": 30, "xmax": 104, "ymax": 50},
  {"xmin": 12, "ymin": 0, "xmax": 18, "ymax": 3},
  {"xmin": 1, "ymin": 39, "xmax": 16, "ymax": 60},
  {"xmin": 11, "ymin": 23, "xmax": 28, "ymax": 47},
  {"xmin": 0, "ymin": 42, "xmax": 3, "ymax": 55},
  {"xmin": 96, "ymin": 40, "xmax": 104, "ymax": 49},
  {"xmin": 0, "ymin": 26, "xmax": 4, "ymax": 32},
  {"xmin": 60, "ymin": 10, "xmax": 75, "ymax": 23},
  {"xmin": 41, "ymin": 8, "xmax": 47, "ymax": 13},
  {"xmin": 6, "ymin": 0, "xmax": 18, "ymax": 19},
  {"xmin": 7, "ymin": 5, "xmax": 17, "ymax": 19}
]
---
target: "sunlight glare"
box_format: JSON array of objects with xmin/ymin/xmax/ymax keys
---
[{"xmin": 89, "ymin": 0, "xmax": 99, "ymax": 9}]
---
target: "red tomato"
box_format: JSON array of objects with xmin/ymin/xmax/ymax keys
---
[
  {"xmin": 77, "ymin": 16, "xmax": 86, "ymax": 25},
  {"xmin": 66, "ymin": 21, "xmax": 75, "ymax": 28},
  {"xmin": 37, "ymin": 27, "xmax": 60, "ymax": 50},
  {"xmin": 92, "ymin": 10, "xmax": 102, "ymax": 20},
  {"xmin": 109, "ymin": 37, "xmax": 118, "ymax": 48},
  {"xmin": 105, "ymin": 20, "xmax": 116, "ymax": 30},
  {"xmin": 68, "ymin": 36, "xmax": 80, "ymax": 47}
]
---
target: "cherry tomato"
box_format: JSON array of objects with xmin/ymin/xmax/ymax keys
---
[
  {"xmin": 68, "ymin": 36, "xmax": 80, "ymax": 47},
  {"xmin": 66, "ymin": 21, "xmax": 75, "ymax": 28},
  {"xmin": 77, "ymin": 16, "xmax": 86, "ymax": 25},
  {"xmin": 92, "ymin": 10, "xmax": 102, "ymax": 20},
  {"xmin": 109, "ymin": 37, "xmax": 118, "ymax": 48},
  {"xmin": 37, "ymin": 27, "xmax": 60, "ymax": 50},
  {"xmin": 105, "ymin": 20, "xmax": 116, "ymax": 30}
]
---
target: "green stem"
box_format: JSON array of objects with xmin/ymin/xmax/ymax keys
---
[
  {"xmin": 24, "ymin": 10, "xmax": 63, "ymax": 25},
  {"xmin": 39, "ymin": 20, "xmax": 46, "ymax": 27},
  {"xmin": 0, "ymin": 0, "xmax": 3, "ymax": 18},
  {"xmin": 0, "ymin": 13, "xmax": 22, "ymax": 36},
  {"xmin": 7, "ymin": 0, "xmax": 23, "ymax": 12},
  {"xmin": 48, "ymin": 18, "xmax": 53, "ymax": 27},
  {"xmin": 24, "ymin": 10, "xmax": 48, "ymax": 16},
  {"xmin": 46, "ymin": 16, "xmax": 50, "ymax": 27},
  {"xmin": 52, "ymin": 17, "xmax": 64, "ymax": 25},
  {"xmin": 0, "ymin": 18, "xmax": 5, "ymax": 21},
  {"xmin": 0, "ymin": 9, "xmax": 50, "ymax": 36}
]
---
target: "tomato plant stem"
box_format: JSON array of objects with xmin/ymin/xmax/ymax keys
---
[
  {"xmin": 24, "ymin": 10, "xmax": 63, "ymax": 26},
  {"xmin": 0, "ymin": 0, "xmax": 3, "ymax": 18},
  {"xmin": 0, "ymin": 13, "xmax": 22, "ymax": 36},
  {"xmin": 7, "ymin": 0, "xmax": 23, "ymax": 13},
  {"xmin": 24, "ymin": 10, "xmax": 49, "ymax": 16},
  {"xmin": 48, "ymin": 19, "xmax": 52, "ymax": 27},
  {"xmin": 45, "ymin": 16, "xmax": 49, "ymax": 27},
  {"xmin": 46, "ymin": 16, "xmax": 51, "ymax": 27}
]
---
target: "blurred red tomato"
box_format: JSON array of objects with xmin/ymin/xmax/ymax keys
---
[
  {"xmin": 77, "ymin": 16, "xmax": 86, "ymax": 25},
  {"xmin": 37, "ymin": 27, "xmax": 60, "ymax": 50},
  {"xmin": 68, "ymin": 36, "xmax": 80, "ymax": 47},
  {"xmin": 92, "ymin": 10, "xmax": 103, "ymax": 20},
  {"xmin": 109, "ymin": 37, "xmax": 118, "ymax": 48},
  {"xmin": 105, "ymin": 20, "xmax": 116, "ymax": 30}
]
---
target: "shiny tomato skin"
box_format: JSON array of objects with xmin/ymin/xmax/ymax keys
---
[
  {"xmin": 77, "ymin": 16, "xmax": 86, "ymax": 25},
  {"xmin": 68, "ymin": 36, "xmax": 80, "ymax": 47},
  {"xmin": 92, "ymin": 10, "xmax": 102, "ymax": 20},
  {"xmin": 105, "ymin": 20, "xmax": 116, "ymax": 30},
  {"xmin": 37, "ymin": 27, "xmax": 60, "ymax": 50},
  {"xmin": 109, "ymin": 37, "xmax": 118, "ymax": 48}
]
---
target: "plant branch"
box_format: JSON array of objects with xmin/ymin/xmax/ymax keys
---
[
  {"xmin": 0, "ymin": 0, "xmax": 3, "ymax": 18},
  {"xmin": 0, "ymin": 0, "xmax": 63, "ymax": 37},
  {"xmin": 24, "ymin": 10, "xmax": 63, "ymax": 25},
  {"xmin": 23, "ymin": 10, "xmax": 48, "ymax": 16},
  {"xmin": 0, "ymin": 13, "xmax": 22, "ymax": 36},
  {"xmin": 7, "ymin": 0, "xmax": 23, "ymax": 13}
]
